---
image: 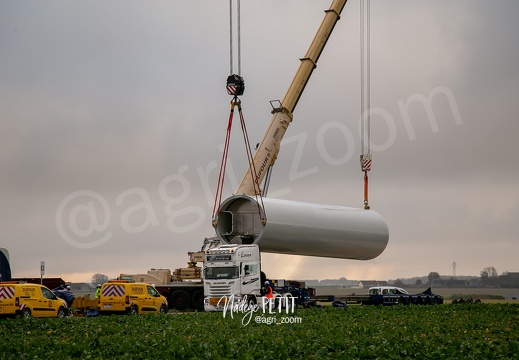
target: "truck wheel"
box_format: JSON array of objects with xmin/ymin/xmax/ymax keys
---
[
  {"xmin": 191, "ymin": 290, "xmax": 204, "ymax": 311},
  {"xmin": 57, "ymin": 307, "xmax": 67, "ymax": 318},
  {"xmin": 260, "ymin": 272, "xmax": 267, "ymax": 285},
  {"xmin": 247, "ymin": 294, "xmax": 257, "ymax": 305},
  {"xmin": 129, "ymin": 305, "xmax": 138, "ymax": 315},
  {"xmin": 22, "ymin": 308, "xmax": 31, "ymax": 318},
  {"xmin": 170, "ymin": 290, "xmax": 190, "ymax": 311},
  {"xmin": 160, "ymin": 304, "xmax": 168, "ymax": 314}
]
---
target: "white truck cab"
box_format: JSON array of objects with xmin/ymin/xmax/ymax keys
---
[
  {"xmin": 203, "ymin": 244, "xmax": 262, "ymax": 311},
  {"xmin": 368, "ymin": 286, "xmax": 408, "ymax": 296}
]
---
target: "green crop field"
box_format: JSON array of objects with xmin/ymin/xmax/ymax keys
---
[{"xmin": 1, "ymin": 304, "xmax": 518, "ymax": 359}]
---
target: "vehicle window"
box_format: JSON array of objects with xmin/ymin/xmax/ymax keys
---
[
  {"xmin": 41, "ymin": 287, "xmax": 53, "ymax": 299},
  {"xmin": 369, "ymin": 288, "xmax": 379, "ymax": 295},
  {"xmin": 204, "ymin": 266, "xmax": 239, "ymax": 280},
  {"xmin": 382, "ymin": 289, "xmax": 388, "ymax": 295},
  {"xmin": 244, "ymin": 264, "xmax": 258, "ymax": 276},
  {"xmin": 147, "ymin": 286, "xmax": 158, "ymax": 296}
]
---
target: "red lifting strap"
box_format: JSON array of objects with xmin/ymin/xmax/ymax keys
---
[{"xmin": 212, "ymin": 104, "xmax": 235, "ymax": 224}]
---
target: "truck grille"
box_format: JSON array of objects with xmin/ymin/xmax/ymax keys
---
[{"xmin": 207, "ymin": 283, "xmax": 232, "ymax": 297}]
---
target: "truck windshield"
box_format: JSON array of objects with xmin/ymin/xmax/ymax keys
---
[{"xmin": 204, "ymin": 266, "xmax": 239, "ymax": 280}]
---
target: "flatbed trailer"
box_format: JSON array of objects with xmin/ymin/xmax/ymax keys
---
[
  {"xmin": 69, "ymin": 296, "xmax": 99, "ymax": 315},
  {"xmin": 154, "ymin": 282, "xmax": 204, "ymax": 311},
  {"xmin": 311, "ymin": 287, "xmax": 444, "ymax": 306}
]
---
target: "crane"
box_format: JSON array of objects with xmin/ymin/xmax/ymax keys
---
[{"xmin": 203, "ymin": 0, "xmax": 388, "ymax": 311}]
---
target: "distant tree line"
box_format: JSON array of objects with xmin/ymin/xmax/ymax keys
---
[
  {"xmin": 479, "ymin": 266, "xmax": 519, "ymax": 288},
  {"xmin": 391, "ymin": 267, "xmax": 519, "ymax": 288}
]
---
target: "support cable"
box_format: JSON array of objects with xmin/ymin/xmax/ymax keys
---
[
  {"xmin": 229, "ymin": 0, "xmax": 233, "ymax": 75},
  {"xmin": 367, "ymin": 0, "xmax": 371, "ymax": 155},
  {"xmin": 237, "ymin": 0, "xmax": 242, "ymax": 75},
  {"xmin": 214, "ymin": 1, "xmax": 266, "ymax": 227},
  {"xmin": 229, "ymin": 0, "xmax": 242, "ymax": 76},
  {"xmin": 212, "ymin": 101, "xmax": 236, "ymax": 226},
  {"xmin": 212, "ymin": 98, "xmax": 267, "ymax": 227},
  {"xmin": 360, "ymin": 0, "xmax": 372, "ymax": 210}
]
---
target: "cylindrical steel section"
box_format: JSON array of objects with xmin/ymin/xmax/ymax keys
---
[{"xmin": 215, "ymin": 195, "xmax": 388, "ymax": 260}]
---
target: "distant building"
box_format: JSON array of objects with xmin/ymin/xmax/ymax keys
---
[
  {"xmin": 500, "ymin": 272, "xmax": 519, "ymax": 288},
  {"xmin": 468, "ymin": 278, "xmax": 481, "ymax": 287},
  {"xmin": 432, "ymin": 278, "xmax": 470, "ymax": 287}
]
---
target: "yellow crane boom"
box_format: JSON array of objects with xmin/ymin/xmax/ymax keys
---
[{"xmin": 236, "ymin": 0, "xmax": 348, "ymax": 195}]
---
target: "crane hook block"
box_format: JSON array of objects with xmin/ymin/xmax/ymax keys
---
[
  {"xmin": 360, "ymin": 154, "xmax": 372, "ymax": 172},
  {"xmin": 226, "ymin": 74, "xmax": 245, "ymax": 96}
]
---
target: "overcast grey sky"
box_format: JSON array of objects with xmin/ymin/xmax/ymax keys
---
[{"xmin": 1, "ymin": 0, "xmax": 518, "ymax": 283}]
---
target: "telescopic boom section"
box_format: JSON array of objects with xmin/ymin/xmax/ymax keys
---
[{"xmin": 236, "ymin": 0, "xmax": 348, "ymax": 195}]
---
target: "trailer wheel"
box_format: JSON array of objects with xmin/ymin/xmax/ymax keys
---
[
  {"xmin": 274, "ymin": 295, "xmax": 287, "ymax": 310},
  {"xmin": 170, "ymin": 290, "xmax": 190, "ymax": 311},
  {"xmin": 191, "ymin": 290, "xmax": 204, "ymax": 311}
]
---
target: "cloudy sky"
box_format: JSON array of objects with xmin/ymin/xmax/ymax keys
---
[{"xmin": 1, "ymin": 0, "xmax": 518, "ymax": 284}]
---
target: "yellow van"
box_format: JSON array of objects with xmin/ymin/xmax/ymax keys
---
[
  {"xmin": 0, "ymin": 282, "xmax": 68, "ymax": 318},
  {"xmin": 98, "ymin": 280, "xmax": 168, "ymax": 315}
]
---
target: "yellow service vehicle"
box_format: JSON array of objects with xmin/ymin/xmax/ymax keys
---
[
  {"xmin": 0, "ymin": 281, "xmax": 68, "ymax": 318},
  {"xmin": 98, "ymin": 280, "xmax": 168, "ymax": 315}
]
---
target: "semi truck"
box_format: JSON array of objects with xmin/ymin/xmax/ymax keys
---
[{"xmin": 203, "ymin": 244, "xmax": 317, "ymax": 311}]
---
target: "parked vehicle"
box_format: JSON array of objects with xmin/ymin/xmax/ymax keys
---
[
  {"xmin": 0, "ymin": 281, "xmax": 67, "ymax": 318},
  {"xmin": 98, "ymin": 280, "xmax": 168, "ymax": 315}
]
